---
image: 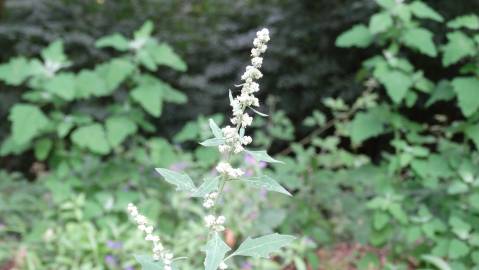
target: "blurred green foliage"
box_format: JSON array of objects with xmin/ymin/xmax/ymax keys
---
[{"xmin": 2, "ymin": 0, "xmax": 479, "ymax": 269}]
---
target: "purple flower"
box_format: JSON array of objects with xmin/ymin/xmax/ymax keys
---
[
  {"xmin": 107, "ymin": 240, "xmax": 123, "ymax": 250},
  {"xmin": 124, "ymin": 267, "xmax": 134, "ymax": 270},
  {"xmin": 241, "ymin": 261, "xmax": 253, "ymax": 270},
  {"xmin": 244, "ymin": 169, "xmax": 254, "ymax": 177},
  {"xmin": 245, "ymin": 154, "xmax": 256, "ymax": 165},
  {"xmin": 169, "ymin": 162, "xmax": 189, "ymax": 172},
  {"xmin": 105, "ymin": 255, "xmax": 118, "ymax": 266}
]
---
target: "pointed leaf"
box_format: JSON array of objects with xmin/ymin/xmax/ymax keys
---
[
  {"xmin": 41, "ymin": 40, "xmax": 68, "ymax": 64},
  {"xmin": 375, "ymin": 68, "xmax": 413, "ymax": 103},
  {"xmin": 44, "ymin": 73, "xmax": 76, "ymax": 100},
  {"xmin": 409, "ymin": 2, "xmax": 444, "ymax": 22},
  {"xmin": 190, "ymin": 177, "xmax": 220, "ymax": 197},
  {"xmin": 451, "ymin": 77, "xmax": 479, "ymax": 117},
  {"xmin": 131, "ymin": 85, "xmax": 163, "ymax": 117},
  {"xmin": 134, "ymin": 21, "xmax": 154, "ymax": 39},
  {"xmin": 75, "ymin": 70, "xmax": 109, "ymax": 98},
  {"xmin": 204, "ymin": 233, "xmax": 231, "ymax": 270},
  {"xmin": 402, "ymin": 28, "xmax": 437, "ymax": 57},
  {"xmin": 134, "ymin": 255, "xmax": 164, "ymax": 270},
  {"xmin": 421, "ymin": 255, "xmax": 451, "ymax": 270},
  {"xmin": 96, "ymin": 33, "xmax": 130, "ymax": 51},
  {"xmin": 442, "ymin": 31, "xmax": 475, "ymax": 66},
  {"xmin": 245, "ymin": 150, "xmax": 283, "ymax": 164},
  {"xmin": 209, "ymin": 119, "xmax": 223, "ymax": 138},
  {"xmin": 336, "ymin": 24, "xmax": 372, "ymax": 48},
  {"xmin": 155, "ymin": 168, "xmax": 196, "ymax": 192},
  {"xmin": 0, "ymin": 57, "xmax": 32, "ymax": 86},
  {"xmin": 241, "ymin": 175, "xmax": 291, "ymax": 196},
  {"xmin": 447, "ymin": 15, "xmax": 479, "ymax": 30},
  {"xmin": 350, "ymin": 108, "xmax": 386, "ymax": 145},
  {"xmin": 231, "ymin": 233, "xmax": 295, "ymax": 258},
  {"xmin": 149, "ymin": 43, "xmax": 187, "ymax": 72},
  {"xmin": 106, "ymin": 116, "xmax": 137, "ymax": 147},
  {"xmin": 249, "ymin": 107, "xmax": 268, "ymax": 117},
  {"xmin": 71, "ymin": 123, "xmax": 111, "ymax": 154},
  {"xmin": 200, "ymin": 138, "xmax": 225, "ymax": 147},
  {"xmin": 9, "ymin": 104, "xmax": 49, "ymax": 145},
  {"xmin": 369, "ymin": 12, "xmax": 393, "ymax": 34}
]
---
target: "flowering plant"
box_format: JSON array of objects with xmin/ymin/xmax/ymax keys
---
[{"xmin": 126, "ymin": 28, "xmax": 295, "ymax": 270}]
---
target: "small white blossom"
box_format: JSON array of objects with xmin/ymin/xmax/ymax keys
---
[
  {"xmin": 219, "ymin": 262, "xmax": 228, "ymax": 270},
  {"xmin": 251, "ymin": 57, "xmax": 263, "ymax": 68},
  {"xmin": 241, "ymin": 114, "xmax": 253, "ymax": 127},
  {"xmin": 241, "ymin": 136, "xmax": 252, "ymax": 145},
  {"xmin": 216, "ymin": 215, "xmax": 226, "ymax": 225}
]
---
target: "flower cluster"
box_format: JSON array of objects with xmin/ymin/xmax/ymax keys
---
[
  {"xmin": 204, "ymin": 214, "xmax": 226, "ymax": 232},
  {"xmin": 216, "ymin": 162, "xmax": 244, "ymax": 178},
  {"xmin": 203, "ymin": 191, "xmax": 218, "ymax": 209},
  {"xmin": 127, "ymin": 203, "xmax": 174, "ymax": 270},
  {"xmin": 217, "ymin": 28, "xmax": 270, "ymax": 157}
]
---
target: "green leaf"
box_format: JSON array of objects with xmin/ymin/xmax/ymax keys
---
[
  {"xmin": 421, "ymin": 255, "xmax": 452, "ymax": 270},
  {"xmin": 241, "ymin": 175, "xmax": 292, "ymax": 196},
  {"xmin": 448, "ymin": 239, "xmax": 470, "ymax": 259},
  {"xmin": 375, "ymin": 0, "xmax": 395, "ymax": 9},
  {"xmin": 375, "ymin": 68, "xmax": 413, "ymax": 103},
  {"xmin": 41, "ymin": 40, "xmax": 68, "ymax": 64},
  {"xmin": 402, "ymin": 28, "xmax": 437, "ymax": 57},
  {"xmin": 426, "ymin": 80, "xmax": 455, "ymax": 107},
  {"xmin": 451, "ymin": 77, "xmax": 479, "ymax": 117},
  {"xmin": 34, "ymin": 138, "xmax": 53, "ymax": 161},
  {"xmin": 465, "ymin": 125, "xmax": 479, "ymax": 150},
  {"xmin": 134, "ymin": 255, "xmax": 164, "ymax": 270},
  {"xmin": 350, "ymin": 108, "xmax": 386, "ymax": 145},
  {"xmin": 449, "ymin": 216, "xmax": 471, "ymax": 239},
  {"xmin": 149, "ymin": 43, "xmax": 187, "ymax": 72},
  {"xmin": 131, "ymin": 85, "xmax": 163, "ymax": 117},
  {"xmin": 204, "ymin": 233, "xmax": 231, "ymax": 270},
  {"xmin": 43, "ymin": 73, "xmax": 76, "ymax": 100},
  {"xmin": 162, "ymin": 83, "xmax": 187, "ymax": 104},
  {"xmin": 245, "ymin": 150, "xmax": 283, "ymax": 164},
  {"xmin": 336, "ymin": 24, "xmax": 373, "ymax": 48},
  {"xmin": 373, "ymin": 212, "xmax": 390, "ymax": 230},
  {"xmin": 190, "ymin": 177, "xmax": 220, "ymax": 197},
  {"xmin": 9, "ymin": 104, "xmax": 49, "ymax": 145},
  {"xmin": 369, "ymin": 12, "xmax": 393, "ymax": 34},
  {"xmin": 442, "ymin": 31, "xmax": 476, "ymax": 66},
  {"xmin": 209, "ymin": 119, "xmax": 223, "ymax": 138},
  {"xmin": 409, "ymin": 1, "xmax": 444, "ymax": 22},
  {"xmin": 199, "ymin": 138, "xmax": 225, "ymax": 147},
  {"xmin": 230, "ymin": 233, "xmax": 295, "ymax": 258},
  {"xmin": 154, "ymin": 168, "xmax": 196, "ymax": 192},
  {"xmin": 95, "ymin": 58, "xmax": 134, "ymax": 93},
  {"xmin": 95, "ymin": 33, "xmax": 130, "ymax": 51},
  {"xmin": 75, "ymin": 70, "xmax": 109, "ymax": 98},
  {"xmin": 134, "ymin": 21, "xmax": 154, "ymax": 39},
  {"xmin": 105, "ymin": 116, "xmax": 137, "ymax": 147},
  {"xmin": 71, "ymin": 124, "xmax": 111, "ymax": 154},
  {"xmin": 447, "ymin": 15, "xmax": 479, "ymax": 30},
  {"xmin": 0, "ymin": 57, "xmax": 32, "ymax": 86}
]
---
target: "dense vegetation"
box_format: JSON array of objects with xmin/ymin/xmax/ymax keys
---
[{"xmin": 1, "ymin": 0, "xmax": 479, "ymax": 269}]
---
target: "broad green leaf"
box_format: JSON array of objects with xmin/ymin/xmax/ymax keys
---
[
  {"xmin": 375, "ymin": 0, "xmax": 395, "ymax": 9},
  {"xmin": 409, "ymin": 1, "xmax": 444, "ymax": 22},
  {"xmin": 447, "ymin": 15, "xmax": 479, "ymax": 30},
  {"xmin": 230, "ymin": 233, "xmax": 295, "ymax": 258},
  {"xmin": 448, "ymin": 239, "xmax": 469, "ymax": 259},
  {"xmin": 162, "ymin": 83, "xmax": 187, "ymax": 104},
  {"xmin": 131, "ymin": 85, "xmax": 163, "ymax": 117},
  {"xmin": 75, "ymin": 70, "xmax": 109, "ymax": 98},
  {"xmin": 149, "ymin": 43, "xmax": 187, "ymax": 72},
  {"xmin": 350, "ymin": 108, "xmax": 386, "ymax": 145},
  {"xmin": 466, "ymin": 125, "xmax": 479, "ymax": 151},
  {"xmin": 426, "ymin": 80, "xmax": 455, "ymax": 107},
  {"xmin": 134, "ymin": 21, "xmax": 154, "ymax": 39},
  {"xmin": 373, "ymin": 212, "xmax": 390, "ymax": 230},
  {"xmin": 375, "ymin": 68, "xmax": 413, "ymax": 103},
  {"xmin": 0, "ymin": 57, "xmax": 32, "ymax": 86},
  {"xmin": 204, "ymin": 233, "xmax": 231, "ymax": 270},
  {"xmin": 9, "ymin": 104, "xmax": 49, "ymax": 145},
  {"xmin": 43, "ymin": 73, "xmax": 76, "ymax": 100},
  {"xmin": 200, "ymin": 138, "xmax": 225, "ymax": 147},
  {"xmin": 241, "ymin": 175, "xmax": 291, "ymax": 196},
  {"xmin": 369, "ymin": 12, "xmax": 393, "ymax": 34},
  {"xmin": 451, "ymin": 77, "xmax": 479, "ymax": 117},
  {"xmin": 450, "ymin": 216, "xmax": 471, "ymax": 239},
  {"xmin": 388, "ymin": 203, "xmax": 408, "ymax": 224},
  {"xmin": 245, "ymin": 150, "xmax": 283, "ymax": 164},
  {"xmin": 95, "ymin": 33, "xmax": 130, "ymax": 51},
  {"xmin": 402, "ymin": 28, "xmax": 437, "ymax": 57},
  {"xmin": 105, "ymin": 116, "xmax": 137, "ymax": 147},
  {"xmin": 209, "ymin": 119, "xmax": 223, "ymax": 138},
  {"xmin": 0, "ymin": 136, "xmax": 29, "ymax": 156},
  {"xmin": 336, "ymin": 24, "xmax": 373, "ymax": 48},
  {"xmin": 154, "ymin": 168, "xmax": 196, "ymax": 192},
  {"xmin": 41, "ymin": 40, "xmax": 68, "ymax": 64},
  {"xmin": 95, "ymin": 58, "xmax": 134, "ymax": 92},
  {"xmin": 137, "ymin": 48, "xmax": 158, "ymax": 71},
  {"xmin": 421, "ymin": 255, "xmax": 452, "ymax": 270},
  {"xmin": 190, "ymin": 177, "xmax": 220, "ymax": 197},
  {"xmin": 34, "ymin": 138, "xmax": 53, "ymax": 161},
  {"xmin": 134, "ymin": 255, "xmax": 164, "ymax": 270},
  {"xmin": 71, "ymin": 123, "xmax": 111, "ymax": 154},
  {"xmin": 442, "ymin": 31, "xmax": 475, "ymax": 67}
]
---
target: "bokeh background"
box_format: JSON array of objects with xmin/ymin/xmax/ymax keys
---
[{"xmin": 1, "ymin": 0, "xmax": 479, "ymax": 269}]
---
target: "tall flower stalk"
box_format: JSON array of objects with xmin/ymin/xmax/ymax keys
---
[{"xmin": 128, "ymin": 28, "xmax": 295, "ymax": 270}]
